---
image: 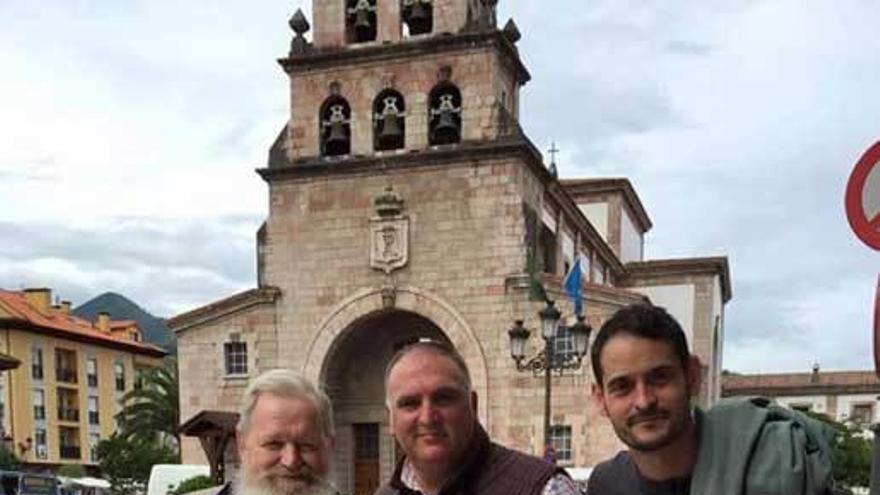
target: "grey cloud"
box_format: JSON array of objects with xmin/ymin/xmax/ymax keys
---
[{"xmin": 0, "ymin": 216, "xmax": 263, "ymax": 316}]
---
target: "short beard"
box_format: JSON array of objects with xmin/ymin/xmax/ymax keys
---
[
  {"xmin": 615, "ymin": 397, "xmax": 693, "ymax": 452},
  {"xmin": 235, "ymin": 468, "xmax": 337, "ymax": 495}
]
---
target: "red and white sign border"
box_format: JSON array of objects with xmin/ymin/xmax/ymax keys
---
[{"xmin": 846, "ymin": 141, "xmax": 880, "ymax": 250}]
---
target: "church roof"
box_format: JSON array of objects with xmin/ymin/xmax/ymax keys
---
[
  {"xmin": 624, "ymin": 257, "xmax": 733, "ymax": 303},
  {"xmin": 167, "ymin": 286, "xmax": 281, "ymax": 333},
  {"xmin": 723, "ymin": 370, "xmax": 880, "ymax": 397}
]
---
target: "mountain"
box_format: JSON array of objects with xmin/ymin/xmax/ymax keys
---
[{"xmin": 73, "ymin": 292, "xmax": 176, "ymax": 352}]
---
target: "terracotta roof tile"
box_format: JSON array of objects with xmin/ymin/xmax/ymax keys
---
[
  {"xmin": 0, "ymin": 289, "xmax": 164, "ymax": 357},
  {"xmin": 722, "ymin": 370, "xmax": 880, "ymax": 396}
]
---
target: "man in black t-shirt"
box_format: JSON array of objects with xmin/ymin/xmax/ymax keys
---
[
  {"xmin": 586, "ymin": 305, "xmax": 700, "ymax": 495},
  {"xmin": 588, "ymin": 305, "xmax": 836, "ymax": 495}
]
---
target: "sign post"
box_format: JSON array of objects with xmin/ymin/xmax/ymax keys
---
[
  {"xmin": 876, "ymin": 276, "xmax": 880, "ymax": 380},
  {"xmin": 873, "ymin": 277, "xmax": 880, "ymax": 495},
  {"xmin": 847, "ymin": 142, "xmax": 880, "ymax": 493}
]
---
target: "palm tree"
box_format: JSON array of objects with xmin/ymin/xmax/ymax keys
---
[{"xmin": 116, "ymin": 358, "xmax": 180, "ymax": 454}]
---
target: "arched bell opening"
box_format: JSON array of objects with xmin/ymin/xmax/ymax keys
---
[
  {"xmin": 346, "ymin": 0, "xmax": 378, "ymax": 44},
  {"xmin": 373, "ymin": 89, "xmax": 406, "ymax": 152},
  {"xmin": 321, "ymin": 310, "xmax": 450, "ymax": 495},
  {"xmin": 401, "ymin": 0, "xmax": 433, "ymax": 36},
  {"xmin": 320, "ymin": 96, "xmax": 352, "ymax": 157},
  {"xmin": 428, "ymin": 82, "xmax": 462, "ymax": 146}
]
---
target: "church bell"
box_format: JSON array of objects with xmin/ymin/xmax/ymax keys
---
[
  {"xmin": 353, "ymin": 8, "xmax": 372, "ymax": 31},
  {"xmin": 377, "ymin": 113, "xmax": 404, "ymax": 150},
  {"xmin": 324, "ymin": 120, "xmax": 350, "ymax": 156},
  {"xmin": 431, "ymin": 110, "xmax": 460, "ymax": 145},
  {"xmin": 404, "ymin": 1, "xmax": 432, "ymax": 35}
]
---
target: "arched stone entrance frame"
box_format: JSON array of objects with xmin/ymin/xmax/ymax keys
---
[{"xmin": 302, "ymin": 285, "xmax": 490, "ymax": 423}]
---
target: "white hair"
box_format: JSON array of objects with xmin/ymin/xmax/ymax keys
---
[{"xmin": 237, "ymin": 369, "xmax": 334, "ymax": 439}]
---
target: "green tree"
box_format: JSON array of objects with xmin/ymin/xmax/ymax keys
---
[
  {"xmin": 116, "ymin": 358, "xmax": 180, "ymax": 454},
  {"xmin": 169, "ymin": 475, "xmax": 215, "ymax": 495},
  {"xmin": 803, "ymin": 410, "xmax": 872, "ymax": 490},
  {"xmin": 0, "ymin": 447, "xmax": 20, "ymax": 470},
  {"xmin": 95, "ymin": 434, "xmax": 177, "ymax": 495}
]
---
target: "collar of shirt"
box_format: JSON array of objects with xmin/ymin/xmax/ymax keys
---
[{"xmin": 400, "ymin": 460, "xmax": 437, "ymax": 495}]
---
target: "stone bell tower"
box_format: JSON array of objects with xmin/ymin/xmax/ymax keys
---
[{"xmin": 270, "ymin": 0, "xmax": 528, "ymax": 164}]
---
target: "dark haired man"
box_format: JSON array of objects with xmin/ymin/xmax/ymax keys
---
[
  {"xmin": 376, "ymin": 340, "xmax": 578, "ymax": 495},
  {"xmin": 588, "ymin": 304, "xmax": 834, "ymax": 495}
]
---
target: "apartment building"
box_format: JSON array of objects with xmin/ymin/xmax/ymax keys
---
[{"xmin": 0, "ymin": 288, "xmax": 166, "ymax": 469}]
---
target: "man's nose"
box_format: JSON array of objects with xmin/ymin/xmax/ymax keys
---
[
  {"xmin": 417, "ymin": 400, "xmax": 440, "ymax": 424},
  {"xmin": 279, "ymin": 443, "xmax": 301, "ymax": 468},
  {"xmin": 633, "ymin": 382, "xmax": 658, "ymax": 410}
]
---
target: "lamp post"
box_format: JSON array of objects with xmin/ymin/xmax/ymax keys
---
[{"xmin": 508, "ymin": 300, "xmax": 592, "ymax": 449}]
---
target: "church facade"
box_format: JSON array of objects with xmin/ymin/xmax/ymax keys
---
[{"xmin": 169, "ymin": 1, "xmax": 732, "ymax": 493}]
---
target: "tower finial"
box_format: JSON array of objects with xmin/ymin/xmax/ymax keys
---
[{"xmin": 548, "ymin": 142, "xmax": 559, "ymax": 179}]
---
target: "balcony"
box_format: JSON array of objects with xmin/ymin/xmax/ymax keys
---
[
  {"xmin": 56, "ymin": 368, "xmax": 77, "ymax": 384},
  {"xmin": 87, "ymin": 374, "xmax": 98, "ymax": 388},
  {"xmin": 59, "ymin": 445, "xmax": 81, "ymax": 460},
  {"xmin": 58, "ymin": 407, "xmax": 80, "ymax": 422},
  {"xmin": 31, "ymin": 365, "xmax": 44, "ymax": 381},
  {"xmin": 88, "ymin": 411, "xmax": 99, "ymax": 425}
]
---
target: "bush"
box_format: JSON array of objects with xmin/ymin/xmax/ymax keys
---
[
  {"xmin": 169, "ymin": 475, "xmax": 215, "ymax": 494},
  {"xmin": 0, "ymin": 447, "xmax": 20, "ymax": 470},
  {"xmin": 57, "ymin": 464, "xmax": 87, "ymax": 478}
]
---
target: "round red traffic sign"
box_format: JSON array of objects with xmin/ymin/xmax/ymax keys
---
[{"xmin": 846, "ymin": 141, "xmax": 880, "ymax": 250}]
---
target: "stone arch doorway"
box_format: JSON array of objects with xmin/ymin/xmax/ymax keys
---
[{"xmin": 322, "ymin": 309, "xmax": 448, "ymax": 495}]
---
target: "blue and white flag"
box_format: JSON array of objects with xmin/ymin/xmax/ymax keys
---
[{"xmin": 564, "ymin": 255, "xmax": 585, "ymax": 316}]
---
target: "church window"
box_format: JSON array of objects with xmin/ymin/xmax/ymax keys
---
[
  {"xmin": 224, "ymin": 342, "xmax": 248, "ymax": 376},
  {"xmin": 346, "ymin": 0, "xmax": 377, "ymax": 44},
  {"xmin": 428, "ymin": 83, "xmax": 462, "ymax": 146},
  {"xmin": 538, "ymin": 224, "xmax": 557, "ymax": 274},
  {"xmin": 373, "ymin": 90, "xmax": 406, "ymax": 151},
  {"xmin": 320, "ymin": 96, "xmax": 352, "ymax": 157},
  {"xmin": 401, "ymin": 0, "xmax": 433, "ymax": 36}
]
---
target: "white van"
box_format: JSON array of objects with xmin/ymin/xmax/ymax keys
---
[{"xmin": 146, "ymin": 465, "xmax": 210, "ymax": 495}]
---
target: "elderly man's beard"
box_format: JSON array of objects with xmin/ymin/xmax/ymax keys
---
[{"xmin": 235, "ymin": 466, "xmax": 336, "ymax": 495}]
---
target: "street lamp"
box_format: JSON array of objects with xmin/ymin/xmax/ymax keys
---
[{"xmin": 508, "ymin": 300, "xmax": 592, "ymax": 451}]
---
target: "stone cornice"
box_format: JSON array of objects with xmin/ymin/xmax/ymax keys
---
[
  {"xmin": 624, "ymin": 257, "xmax": 732, "ymax": 302},
  {"xmin": 278, "ymin": 30, "xmax": 531, "ymax": 85},
  {"xmin": 560, "ymin": 178, "xmax": 653, "ymax": 233},
  {"xmin": 258, "ymin": 135, "xmax": 543, "ymax": 181},
  {"xmin": 168, "ymin": 286, "xmax": 281, "ymax": 334},
  {"xmin": 504, "ymin": 273, "xmax": 647, "ymax": 307}
]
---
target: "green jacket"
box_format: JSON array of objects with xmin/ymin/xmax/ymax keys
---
[{"xmin": 691, "ymin": 397, "xmax": 835, "ymax": 495}]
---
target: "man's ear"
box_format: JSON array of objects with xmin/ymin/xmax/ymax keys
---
[
  {"xmin": 385, "ymin": 404, "xmax": 393, "ymax": 433},
  {"xmin": 236, "ymin": 428, "xmax": 245, "ymax": 460},
  {"xmin": 591, "ymin": 384, "xmax": 609, "ymax": 418},
  {"xmin": 686, "ymin": 355, "xmax": 703, "ymax": 399}
]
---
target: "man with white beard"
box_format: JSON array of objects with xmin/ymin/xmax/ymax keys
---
[{"xmin": 209, "ymin": 369, "xmax": 342, "ymax": 495}]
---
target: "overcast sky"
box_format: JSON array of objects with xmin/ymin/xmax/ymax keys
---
[{"xmin": 1, "ymin": 1, "xmax": 877, "ymax": 374}]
